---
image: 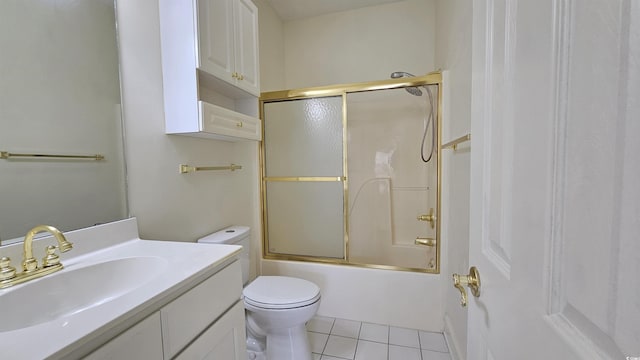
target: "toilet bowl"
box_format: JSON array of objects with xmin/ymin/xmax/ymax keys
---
[{"xmin": 198, "ymin": 226, "xmax": 320, "ymax": 360}]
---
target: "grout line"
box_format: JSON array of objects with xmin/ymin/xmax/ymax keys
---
[
  {"xmin": 330, "ymin": 317, "xmax": 337, "ymax": 334},
  {"xmin": 353, "ymin": 336, "xmax": 359, "ymax": 360},
  {"xmin": 417, "ymin": 330, "xmax": 424, "ymax": 360},
  {"xmin": 320, "ymin": 328, "xmax": 331, "ymax": 356},
  {"xmin": 387, "ymin": 325, "xmax": 391, "ymax": 360},
  {"xmin": 352, "ymin": 322, "xmax": 362, "ymax": 360}
]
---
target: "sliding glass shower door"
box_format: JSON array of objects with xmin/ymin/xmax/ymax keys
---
[
  {"xmin": 346, "ymin": 87, "xmax": 438, "ymax": 270},
  {"xmin": 261, "ymin": 72, "xmax": 442, "ymax": 273},
  {"xmin": 262, "ymin": 96, "xmax": 346, "ymax": 259}
]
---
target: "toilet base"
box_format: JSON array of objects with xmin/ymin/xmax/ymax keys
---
[
  {"xmin": 246, "ymin": 324, "xmax": 311, "ymax": 360},
  {"xmin": 246, "ymin": 349, "xmax": 266, "ymax": 360},
  {"xmin": 265, "ymin": 324, "xmax": 312, "ymax": 360},
  {"xmin": 246, "ymin": 334, "xmax": 266, "ymax": 357}
]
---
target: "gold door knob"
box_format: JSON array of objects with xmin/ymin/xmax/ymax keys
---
[
  {"xmin": 452, "ymin": 266, "xmax": 481, "ymax": 307},
  {"xmin": 417, "ymin": 208, "xmax": 436, "ymax": 229}
]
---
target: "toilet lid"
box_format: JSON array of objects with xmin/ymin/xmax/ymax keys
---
[{"xmin": 243, "ymin": 276, "xmax": 320, "ymax": 309}]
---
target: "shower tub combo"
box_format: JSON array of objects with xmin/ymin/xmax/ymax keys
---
[{"xmin": 260, "ymin": 71, "xmax": 442, "ymax": 273}]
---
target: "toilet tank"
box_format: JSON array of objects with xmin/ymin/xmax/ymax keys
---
[{"xmin": 197, "ymin": 226, "xmax": 250, "ymax": 285}]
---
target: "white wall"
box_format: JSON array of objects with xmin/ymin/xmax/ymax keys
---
[
  {"xmin": 116, "ymin": 0, "xmax": 261, "ymax": 279},
  {"xmin": 254, "ymin": 0, "xmax": 286, "ymax": 91},
  {"xmin": 258, "ymin": 0, "xmax": 445, "ymax": 332},
  {"xmin": 435, "ymin": 1, "xmax": 472, "ymax": 359},
  {"xmin": 283, "ymin": 0, "xmax": 437, "ymax": 88}
]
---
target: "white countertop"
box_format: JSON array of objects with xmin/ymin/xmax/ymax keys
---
[{"xmin": 0, "ymin": 218, "xmax": 241, "ymax": 359}]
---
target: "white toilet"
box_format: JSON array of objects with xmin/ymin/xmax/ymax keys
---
[{"xmin": 198, "ymin": 226, "xmax": 320, "ymax": 360}]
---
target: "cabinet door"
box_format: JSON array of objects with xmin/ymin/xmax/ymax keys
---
[
  {"xmin": 84, "ymin": 312, "xmax": 163, "ymax": 360},
  {"xmin": 161, "ymin": 261, "xmax": 243, "ymax": 358},
  {"xmin": 198, "ymin": 0, "xmax": 235, "ymax": 82},
  {"xmin": 233, "ymin": 0, "xmax": 260, "ymax": 96},
  {"xmin": 175, "ymin": 301, "xmax": 247, "ymax": 360}
]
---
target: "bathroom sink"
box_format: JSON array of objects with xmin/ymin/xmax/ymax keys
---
[
  {"xmin": 0, "ymin": 219, "xmax": 243, "ymax": 359},
  {"xmin": 0, "ymin": 256, "xmax": 167, "ymax": 332}
]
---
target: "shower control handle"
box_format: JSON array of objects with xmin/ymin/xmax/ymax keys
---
[{"xmin": 417, "ymin": 208, "xmax": 436, "ymax": 229}]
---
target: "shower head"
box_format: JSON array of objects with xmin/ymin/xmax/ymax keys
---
[
  {"xmin": 404, "ymin": 86, "xmax": 423, "ymax": 96},
  {"xmin": 390, "ymin": 71, "xmax": 417, "ymax": 79},
  {"xmin": 390, "ymin": 71, "xmax": 422, "ymax": 96}
]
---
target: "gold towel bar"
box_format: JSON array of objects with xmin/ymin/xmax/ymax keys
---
[
  {"xmin": 1, "ymin": 151, "xmax": 104, "ymax": 160},
  {"xmin": 179, "ymin": 164, "xmax": 242, "ymax": 174},
  {"xmin": 442, "ymin": 134, "xmax": 471, "ymax": 151}
]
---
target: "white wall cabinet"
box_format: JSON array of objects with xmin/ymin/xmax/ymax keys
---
[
  {"xmin": 198, "ymin": 0, "xmax": 260, "ymax": 96},
  {"xmin": 85, "ymin": 261, "xmax": 245, "ymax": 360},
  {"xmin": 159, "ymin": 0, "xmax": 261, "ymax": 141}
]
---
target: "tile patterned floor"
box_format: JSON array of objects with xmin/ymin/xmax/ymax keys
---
[{"xmin": 306, "ymin": 316, "xmax": 451, "ymax": 360}]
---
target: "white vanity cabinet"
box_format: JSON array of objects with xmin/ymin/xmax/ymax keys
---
[
  {"xmin": 84, "ymin": 313, "xmax": 164, "ymax": 360},
  {"xmin": 85, "ymin": 261, "xmax": 245, "ymax": 360},
  {"xmin": 159, "ymin": 0, "xmax": 261, "ymax": 141},
  {"xmin": 161, "ymin": 260, "xmax": 245, "ymax": 359},
  {"xmin": 175, "ymin": 301, "xmax": 246, "ymax": 359},
  {"xmin": 198, "ymin": 0, "xmax": 260, "ymax": 97}
]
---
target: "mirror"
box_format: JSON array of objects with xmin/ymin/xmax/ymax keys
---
[{"xmin": 0, "ymin": 0, "xmax": 128, "ymax": 244}]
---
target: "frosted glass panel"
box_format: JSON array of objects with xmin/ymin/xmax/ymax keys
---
[
  {"xmin": 266, "ymin": 181, "xmax": 344, "ymax": 258},
  {"xmin": 263, "ymin": 97, "xmax": 343, "ymax": 177},
  {"xmin": 346, "ymin": 86, "xmax": 438, "ymax": 270}
]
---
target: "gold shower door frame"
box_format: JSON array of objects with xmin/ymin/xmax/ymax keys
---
[{"xmin": 259, "ymin": 71, "xmax": 443, "ymax": 273}]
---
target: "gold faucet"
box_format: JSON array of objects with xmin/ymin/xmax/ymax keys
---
[{"xmin": 0, "ymin": 225, "xmax": 73, "ymax": 289}]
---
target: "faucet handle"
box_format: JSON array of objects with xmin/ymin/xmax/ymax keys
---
[
  {"xmin": 42, "ymin": 245, "xmax": 61, "ymax": 267},
  {"xmin": 0, "ymin": 257, "xmax": 17, "ymax": 281},
  {"xmin": 22, "ymin": 257, "xmax": 38, "ymax": 272}
]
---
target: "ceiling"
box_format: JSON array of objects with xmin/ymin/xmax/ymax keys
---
[{"xmin": 263, "ymin": 0, "xmax": 406, "ymax": 21}]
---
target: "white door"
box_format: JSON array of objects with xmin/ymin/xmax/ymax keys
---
[{"xmin": 466, "ymin": 0, "xmax": 640, "ymax": 359}]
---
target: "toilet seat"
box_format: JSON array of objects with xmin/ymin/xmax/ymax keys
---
[{"xmin": 243, "ymin": 276, "xmax": 320, "ymax": 309}]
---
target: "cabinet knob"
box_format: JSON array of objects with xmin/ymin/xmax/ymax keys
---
[{"xmin": 236, "ymin": 122, "xmax": 243, "ymax": 128}]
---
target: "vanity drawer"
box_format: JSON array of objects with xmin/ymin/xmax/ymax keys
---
[
  {"xmin": 199, "ymin": 101, "xmax": 262, "ymax": 141},
  {"xmin": 161, "ymin": 260, "xmax": 242, "ymax": 359}
]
